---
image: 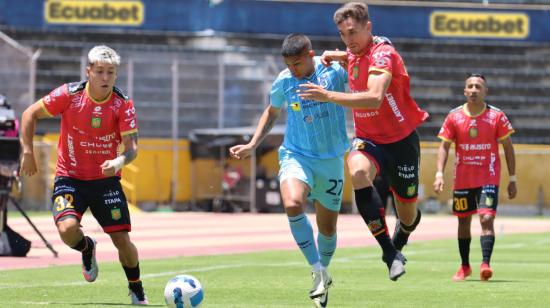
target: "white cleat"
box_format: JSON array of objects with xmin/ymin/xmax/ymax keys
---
[
  {"xmin": 312, "ymin": 290, "xmax": 329, "ymax": 308},
  {"xmin": 129, "ymin": 289, "xmax": 149, "ymax": 305},
  {"xmin": 81, "ymin": 238, "xmax": 98, "ymax": 282},
  {"xmin": 309, "ymin": 268, "xmax": 332, "ymax": 306}
]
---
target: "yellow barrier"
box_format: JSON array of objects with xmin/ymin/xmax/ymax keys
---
[
  {"xmin": 120, "ymin": 163, "xmax": 140, "ymax": 213},
  {"xmin": 34, "ymin": 135, "xmax": 550, "ymax": 209}
]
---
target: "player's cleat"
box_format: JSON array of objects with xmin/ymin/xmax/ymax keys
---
[
  {"xmin": 382, "ymin": 251, "xmax": 408, "ymax": 265},
  {"xmin": 386, "ymin": 251, "xmax": 407, "ymax": 281},
  {"xmin": 313, "ymin": 289, "xmax": 329, "ymax": 308},
  {"xmin": 480, "ymin": 262, "xmax": 493, "ymax": 282},
  {"xmin": 82, "ymin": 237, "xmax": 98, "ymax": 282},
  {"xmin": 309, "ymin": 268, "xmax": 332, "ymax": 302},
  {"xmin": 129, "ymin": 281, "xmax": 149, "ymax": 305},
  {"xmin": 452, "ymin": 265, "xmax": 472, "ymax": 281}
]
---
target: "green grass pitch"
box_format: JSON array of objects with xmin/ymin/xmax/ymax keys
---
[{"xmin": 1, "ymin": 232, "xmax": 549, "ymax": 307}]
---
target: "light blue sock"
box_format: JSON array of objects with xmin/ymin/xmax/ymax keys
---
[
  {"xmin": 317, "ymin": 232, "xmax": 337, "ymax": 267},
  {"xmin": 288, "ymin": 213, "xmax": 319, "ymax": 265}
]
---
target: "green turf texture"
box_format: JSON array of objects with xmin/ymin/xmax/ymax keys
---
[{"xmin": 1, "ymin": 232, "xmax": 549, "ymax": 307}]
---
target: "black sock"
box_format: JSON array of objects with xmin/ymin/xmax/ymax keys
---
[
  {"xmin": 458, "ymin": 238, "xmax": 471, "ymax": 266},
  {"xmin": 123, "ymin": 263, "xmax": 141, "ymax": 282},
  {"xmin": 393, "ymin": 209, "xmax": 421, "ymax": 251},
  {"xmin": 480, "ymin": 235, "xmax": 495, "ymax": 264},
  {"xmin": 354, "ymin": 187, "xmax": 396, "ymax": 260},
  {"xmin": 71, "ymin": 236, "xmax": 94, "ymax": 255}
]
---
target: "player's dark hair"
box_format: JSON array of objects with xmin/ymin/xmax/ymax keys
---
[
  {"xmin": 281, "ymin": 34, "xmax": 312, "ymax": 58},
  {"xmin": 334, "ymin": 2, "xmax": 370, "ymax": 25},
  {"xmin": 468, "ymin": 73, "xmax": 486, "ymax": 82}
]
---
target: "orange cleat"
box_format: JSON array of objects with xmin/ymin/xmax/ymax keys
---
[
  {"xmin": 480, "ymin": 262, "xmax": 493, "ymax": 282},
  {"xmin": 452, "ymin": 265, "xmax": 472, "ymax": 281}
]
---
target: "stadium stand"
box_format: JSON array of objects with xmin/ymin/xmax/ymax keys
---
[{"xmin": 2, "ymin": 27, "xmax": 549, "ymax": 144}]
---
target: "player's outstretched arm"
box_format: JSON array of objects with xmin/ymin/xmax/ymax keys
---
[
  {"xmin": 229, "ymin": 105, "xmax": 280, "ymax": 160},
  {"xmin": 19, "ymin": 101, "xmax": 50, "ymax": 177},
  {"xmin": 298, "ymin": 71, "xmax": 391, "ymax": 109},
  {"xmin": 501, "ymin": 137, "xmax": 517, "ymax": 199},
  {"xmin": 101, "ymin": 132, "xmax": 138, "ymax": 177},
  {"xmin": 433, "ymin": 140, "xmax": 451, "ymax": 194}
]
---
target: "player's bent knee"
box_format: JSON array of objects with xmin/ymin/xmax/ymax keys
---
[
  {"xmin": 479, "ymin": 214, "xmax": 495, "ymax": 225},
  {"xmin": 56, "ymin": 217, "xmax": 79, "ymax": 235}
]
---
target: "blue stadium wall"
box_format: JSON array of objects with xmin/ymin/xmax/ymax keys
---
[{"xmin": 0, "ymin": 0, "xmax": 549, "ymax": 41}]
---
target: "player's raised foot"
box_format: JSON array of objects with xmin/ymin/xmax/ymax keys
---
[
  {"xmin": 386, "ymin": 251, "xmax": 406, "ymax": 281},
  {"xmin": 129, "ymin": 281, "xmax": 149, "ymax": 305},
  {"xmin": 480, "ymin": 262, "xmax": 493, "ymax": 282},
  {"xmin": 452, "ymin": 265, "xmax": 472, "ymax": 281},
  {"xmin": 81, "ymin": 237, "xmax": 98, "ymax": 282},
  {"xmin": 313, "ymin": 289, "xmax": 329, "ymax": 308},
  {"xmin": 309, "ymin": 268, "xmax": 332, "ymax": 301}
]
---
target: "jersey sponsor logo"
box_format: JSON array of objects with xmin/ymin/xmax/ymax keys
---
[
  {"xmin": 45, "ymin": 0, "xmax": 144, "ymax": 26},
  {"xmin": 290, "ymin": 102, "xmax": 301, "ymax": 111},
  {"xmin": 430, "ymin": 11, "xmax": 529, "ymax": 39},
  {"xmin": 91, "ymin": 117, "xmax": 102, "ymax": 128},
  {"xmin": 67, "ymin": 134, "xmax": 77, "ymax": 167},
  {"xmin": 355, "ymin": 110, "xmax": 379, "ymax": 118},
  {"xmin": 385, "ymin": 93, "xmax": 405, "ymax": 122},
  {"xmin": 459, "ymin": 143, "xmax": 491, "ymax": 151}
]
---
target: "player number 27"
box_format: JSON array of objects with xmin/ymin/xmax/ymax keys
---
[
  {"xmin": 55, "ymin": 194, "xmax": 75, "ymax": 212},
  {"xmin": 326, "ymin": 179, "xmax": 343, "ymax": 196}
]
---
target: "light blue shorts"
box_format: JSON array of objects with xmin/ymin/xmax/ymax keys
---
[{"xmin": 278, "ymin": 147, "xmax": 344, "ymax": 212}]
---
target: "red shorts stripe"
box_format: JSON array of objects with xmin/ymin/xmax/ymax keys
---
[
  {"xmin": 454, "ymin": 209, "xmax": 478, "ymax": 218},
  {"xmin": 54, "ymin": 211, "xmax": 82, "ymax": 223},
  {"xmin": 477, "ymin": 208, "xmax": 496, "ymax": 217},
  {"xmin": 389, "ymin": 187, "xmax": 418, "ymax": 203},
  {"xmin": 103, "ymin": 224, "xmax": 132, "ymax": 233}
]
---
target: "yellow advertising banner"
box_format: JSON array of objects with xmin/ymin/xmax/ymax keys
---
[
  {"xmin": 430, "ymin": 11, "xmax": 529, "ymax": 39},
  {"xmin": 45, "ymin": 0, "xmax": 144, "ymax": 26}
]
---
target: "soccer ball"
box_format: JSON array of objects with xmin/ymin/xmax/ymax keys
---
[{"xmin": 164, "ymin": 274, "xmax": 204, "ymax": 308}]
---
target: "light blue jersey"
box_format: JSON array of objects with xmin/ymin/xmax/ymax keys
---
[{"xmin": 270, "ymin": 57, "xmax": 349, "ymax": 159}]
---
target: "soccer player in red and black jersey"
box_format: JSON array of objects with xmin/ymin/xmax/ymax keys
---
[
  {"xmin": 298, "ymin": 2, "xmax": 428, "ymax": 281},
  {"xmin": 434, "ymin": 73, "xmax": 517, "ymax": 282},
  {"xmin": 19, "ymin": 45, "xmax": 148, "ymax": 305}
]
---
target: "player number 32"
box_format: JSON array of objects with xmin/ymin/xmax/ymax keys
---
[{"xmin": 55, "ymin": 194, "xmax": 75, "ymax": 212}]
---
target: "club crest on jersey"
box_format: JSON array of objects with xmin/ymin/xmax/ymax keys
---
[
  {"xmin": 91, "ymin": 117, "xmax": 102, "ymax": 128},
  {"xmin": 469, "ymin": 127, "xmax": 478, "ymax": 138},
  {"xmin": 407, "ymin": 184, "xmax": 416, "ymax": 197},
  {"xmin": 318, "ymin": 75, "xmax": 329, "ymax": 88},
  {"xmin": 290, "ymin": 102, "xmax": 301, "ymax": 111},
  {"xmin": 485, "ymin": 197, "xmax": 494, "ymax": 207},
  {"xmin": 111, "ymin": 208, "xmax": 121, "ymax": 221},
  {"xmin": 352, "ymin": 66, "xmax": 359, "ymax": 79}
]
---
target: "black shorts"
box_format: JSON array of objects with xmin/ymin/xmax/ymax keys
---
[
  {"xmin": 350, "ymin": 131, "xmax": 421, "ymax": 202},
  {"xmin": 51, "ymin": 176, "xmax": 131, "ymax": 233},
  {"xmin": 453, "ymin": 185, "xmax": 499, "ymax": 217}
]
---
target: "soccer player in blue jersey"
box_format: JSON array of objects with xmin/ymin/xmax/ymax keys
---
[{"xmin": 230, "ymin": 33, "xmax": 349, "ymax": 308}]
